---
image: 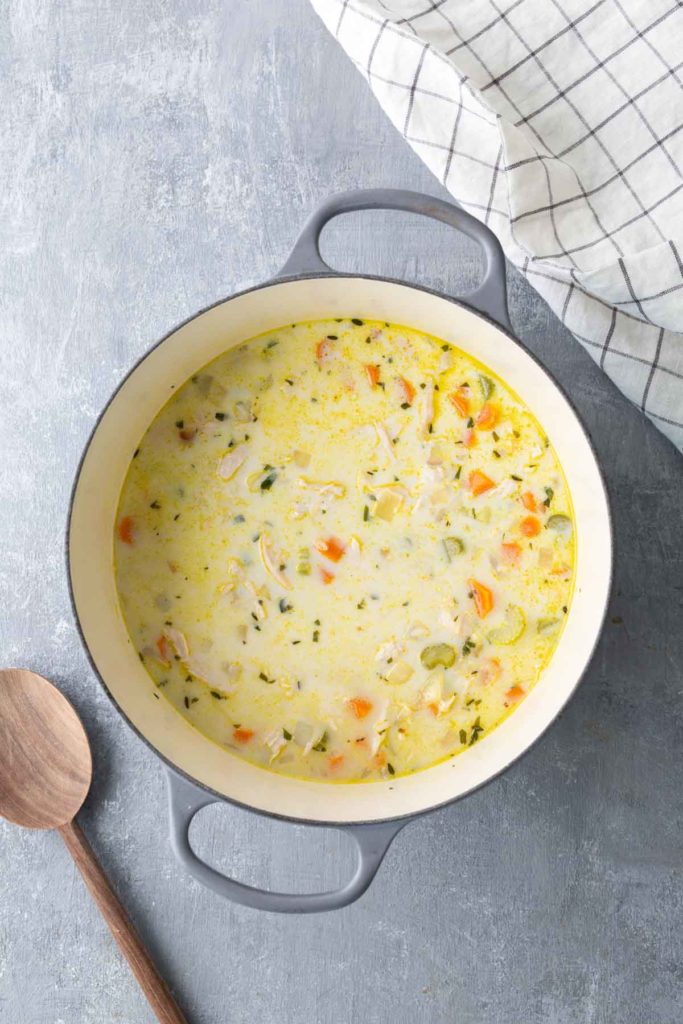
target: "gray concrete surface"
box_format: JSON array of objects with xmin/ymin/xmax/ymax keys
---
[{"xmin": 1, "ymin": 2, "xmax": 681, "ymax": 1022}]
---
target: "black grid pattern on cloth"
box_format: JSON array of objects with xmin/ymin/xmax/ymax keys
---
[{"xmin": 311, "ymin": 0, "xmax": 683, "ymax": 450}]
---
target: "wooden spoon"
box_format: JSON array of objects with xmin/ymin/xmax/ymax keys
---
[{"xmin": 0, "ymin": 668, "xmax": 187, "ymax": 1024}]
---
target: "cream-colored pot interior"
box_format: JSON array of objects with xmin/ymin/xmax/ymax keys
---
[{"xmin": 69, "ymin": 277, "xmax": 612, "ymax": 824}]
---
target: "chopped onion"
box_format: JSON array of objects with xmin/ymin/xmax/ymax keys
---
[
  {"xmin": 218, "ymin": 445, "xmax": 247, "ymax": 481},
  {"xmin": 374, "ymin": 489, "xmax": 403, "ymax": 521}
]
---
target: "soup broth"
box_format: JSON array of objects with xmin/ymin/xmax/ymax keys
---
[{"xmin": 115, "ymin": 319, "xmax": 574, "ymax": 782}]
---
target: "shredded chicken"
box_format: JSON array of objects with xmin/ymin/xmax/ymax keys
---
[
  {"xmin": 297, "ymin": 476, "xmax": 346, "ymax": 498},
  {"xmin": 163, "ymin": 626, "xmax": 189, "ymax": 660},
  {"xmin": 375, "ymin": 422, "xmax": 397, "ymax": 463},
  {"xmin": 221, "ymin": 557, "xmax": 245, "ymax": 595},
  {"xmin": 265, "ymin": 728, "xmax": 287, "ymax": 761},
  {"xmin": 369, "ymin": 699, "xmax": 390, "ymax": 755},
  {"xmin": 437, "ymin": 350, "xmax": 453, "ymax": 373},
  {"xmin": 370, "ymin": 722, "xmax": 389, "ymax": 756},
  {"xmin": 244, "ymin": 580, "xmax": 268, "ymax": 619},
  {"xmin": 375, "ymin": 638, "xmax": 404, "ymax": 663},
  {"xmin": 384, "ymin": 414, "xmax": 403, "ymax": 441},
  {"xmin": 303, "ymin": 724, "xmax": 326, "ymax": 756},
  {"xmin": 420, "ymin": 669, "xmax": 445, "ymax": 707},
  {"xmin": 186, "ymin": 653, "xmax": 236, "ymax": 695},
  {"xmin": 347, "ymin": 535, "xmax": 363, "ymax": 557},
  {"xmin": 434, "ymin": 696, "xmax": 456, "ymax": 716},
  {"xmin": 258, "ymin": 533, "xmax": 292, "ymax": 591},
  {"xmin": 489, "ymin": 478, "xmax": 516, "ymax": 500}
]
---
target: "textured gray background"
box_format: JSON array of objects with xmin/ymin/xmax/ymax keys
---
[{"xmin": 1, "ymin": 2, "xmax": 681, "ymax": 1023}]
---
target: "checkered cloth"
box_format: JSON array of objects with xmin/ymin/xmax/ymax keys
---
[{"xmin": 310, "ymin": 0, "xmax": 683, "ymax": 451}]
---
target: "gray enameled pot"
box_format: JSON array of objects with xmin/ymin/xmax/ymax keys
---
[{"xmin": 68, "ymin": 190, "xmax": 612, "ymax": 913}]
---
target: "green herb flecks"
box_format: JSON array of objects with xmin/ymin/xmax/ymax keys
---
[{"xmin": 469, "ymin": 717, "xmax": 483, "ymax": 745}]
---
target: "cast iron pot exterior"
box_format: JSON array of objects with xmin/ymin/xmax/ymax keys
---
[{"xmin": 68, "ymin": 190, "xmax": 612, "ymax": 913}]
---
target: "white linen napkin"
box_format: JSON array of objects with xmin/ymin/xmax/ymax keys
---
[{"xmin": 310, "ymin": 0, "xmax": 683, "ymax": 451}]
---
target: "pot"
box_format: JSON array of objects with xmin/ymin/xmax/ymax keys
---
[{"xmin": 68, "ymin": 189, "xmax": 612, "ymax": 913}]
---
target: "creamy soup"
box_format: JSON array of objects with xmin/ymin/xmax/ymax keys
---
[{"xmin": 115, "ymin": 319, "xmax": 574, "ymax": 782}]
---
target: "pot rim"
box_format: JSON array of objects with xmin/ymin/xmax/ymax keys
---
[{"xmin": 66, "ymin": 270, "xmax": 613, "ymax": 827}]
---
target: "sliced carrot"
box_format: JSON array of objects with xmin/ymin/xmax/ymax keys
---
[
  {"xmin": 463, "ymin": 428, "xmax": 477, "ymax": 448},
  {"xmin": 469, "ymin": 578, "xmax": 494, "ymax": 618},
  {"xmin": 317, "ymin": 537, "xmax": 346, "ymax": 562},
  {"xmin": 448, "ymin": 387, "xmax": 470, "ymax": 418},
  {"xmin": 399, "ymin": 376, "xmax": 415, "ymax": 405},
  {"xmin": 233, "ymin": 728, "xmax": 254, "ymax": 744},
  {"xmin": 155, "ymin": 634, "xmax": 171, "ymax": 665},
  {"xmin": 501, "ymin": 541, "xmax": 522, "ymax": 564},
  {"xmin": 372, "ymin": 751, "xmax": 387, "ymax": 769},
  {"xmin": 365, "ymin": 363, "xmax": 380, "ymax": 388},
  {"xmin": 521, "ymin": 491, "xmax": 537, "ymax": 512},
  {"xmin": 315, "ymin": 338, "xmax": 331, "ymax": 361},
  {"xmin": 348, "ymin": 697, "xmax": 373, "ymax": 719},
  {"xmin": 476, "ymin": 402, "xmax": 499, "ymax": 430},
  {"xmin": 468, "ymin": 469, "xmax": 494, "ymax": 496},
  {"xmin": 117, "ymin": 516, "xmax": 135, "ymax": 545},
  {"xmin": 354, "ymin": 736, "xmax": 369, "ymax": 749},
  {"xmin": 520, "ymin": 515, "xmax": 541, "ymax": 537},
  {"xmin": 427, "ymin": 702, "xmax": 440, "ymax": 717},
  {"xmin": 551, "ymin": 563, "xmax": 572, "ymax": 577},
  {"xmin": 328, "ymin": 754, "xmax": 345, "ymax": 771},
  {"xmin": 505, "ymin": 685, "xmax": 525, "ymax": 703},
  {"xmin": 319, "ymin": 567, "xmax": 335, "ymax": 584}
]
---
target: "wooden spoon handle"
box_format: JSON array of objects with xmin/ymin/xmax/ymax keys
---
[{"xmin": 59, "ymin": 819, "xmax": 188, "ymax": 1024}]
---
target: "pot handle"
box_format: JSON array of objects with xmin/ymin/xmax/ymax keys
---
[
  {"xmin": 165, "ymin": 770, "xmax": 407, "ymax": 914},
  {"xmin": 277, "ymin": 188, "xmax": 511, "ymax": 331}
]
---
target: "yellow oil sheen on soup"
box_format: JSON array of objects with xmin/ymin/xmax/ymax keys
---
[{"xmin": 115, "ymin": 319, "xmax": 575, "ymax": 782}]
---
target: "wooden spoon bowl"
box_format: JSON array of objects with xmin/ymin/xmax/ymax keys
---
[
  {"xmin": 0, "ymin": 668, "xmax": 92, "ymax": 828},
  {"xmin": 0, "ymin": 668, "xmax": 187, "ymax": 1024}
]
